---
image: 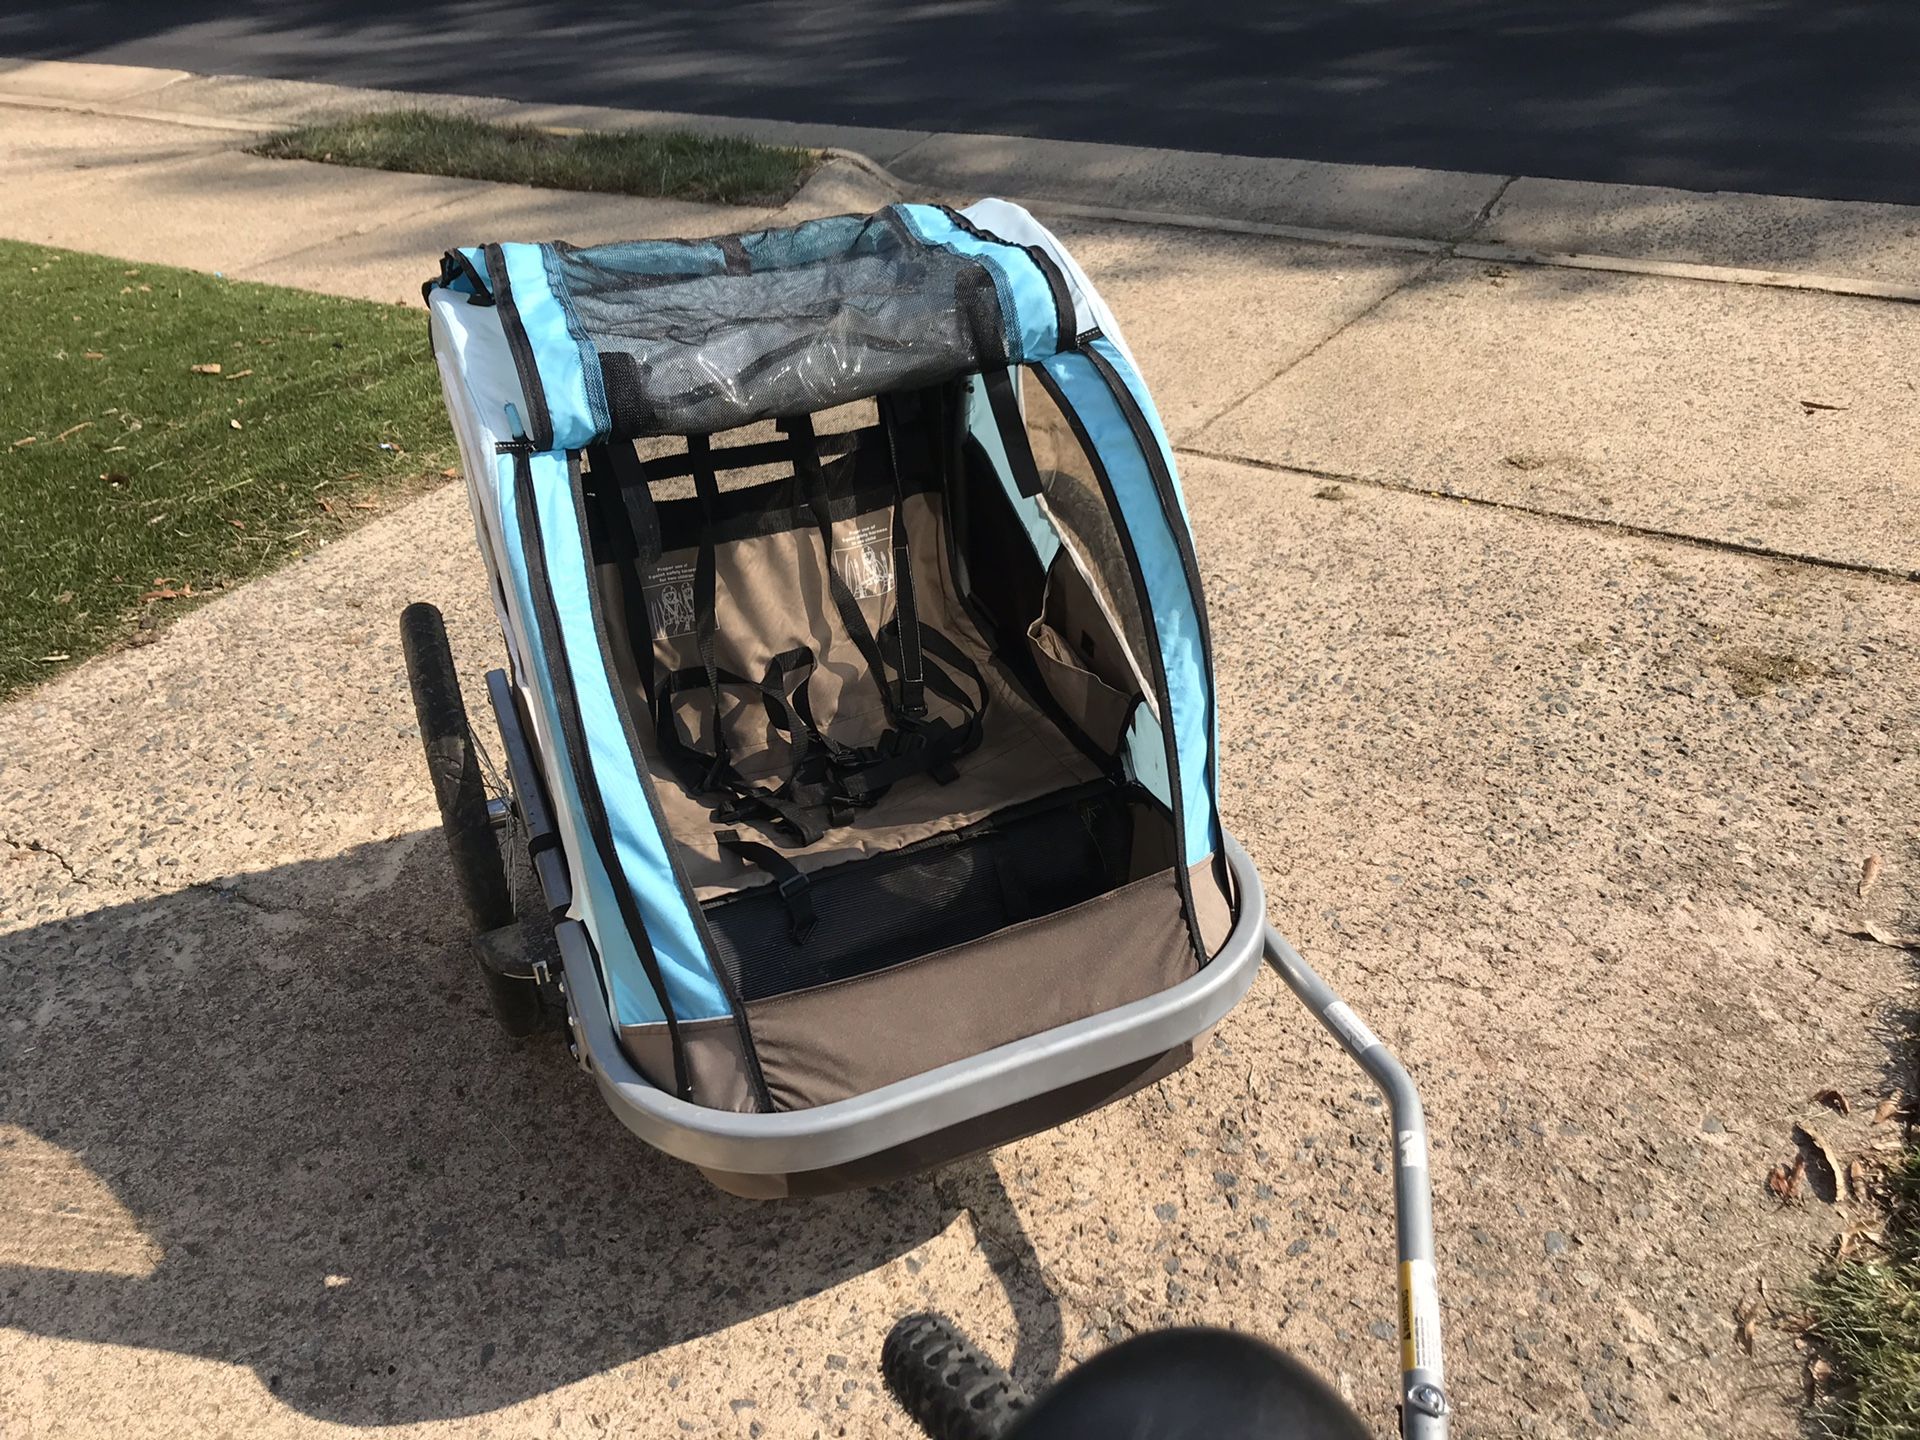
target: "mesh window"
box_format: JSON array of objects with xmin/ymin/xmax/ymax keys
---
[
  {"xmin": 1019, "ymin": 369, "xmax": 1158, "ymax": 701},
  {"xmin": 704, "ymin": 786, "xmax": 1135, "ymax": 1003},
  {"xmin": 551, "ymin": 212, "xmax": 1012, "ymax": 439}
]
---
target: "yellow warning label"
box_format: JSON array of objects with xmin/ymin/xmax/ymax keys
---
[{"xmin": 1398, "ymin": 1260, "xmax": 1443, "ymax": 1378}]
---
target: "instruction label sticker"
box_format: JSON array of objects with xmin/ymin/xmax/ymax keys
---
[
  {"xmin": 644, "ymin": 559, "xmax": 697, "ymax": 638},
  {"xmin": 1398, "ymin": 1259, "xmax": 1444, "ymax": 1378},
  {"xmin": 833, "ymin": 518, "xmax": 896, "ymax": 600},
  {"xmin": 1323, "ymin": 1001, "xmax": 1380, "ymax": 1054},
  {"xmin": 1398, "ymin": 1128, "xmax": 1428, "ymax": 1171}
]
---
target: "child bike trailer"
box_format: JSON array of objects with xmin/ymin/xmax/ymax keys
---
[{"xmin": 407, "ymin": 199, "xmax": 1450, "ymax": 1435}]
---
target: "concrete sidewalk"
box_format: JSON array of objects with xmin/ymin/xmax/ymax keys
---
[{"xmin": 3, "ymin": 60, "xmax": 1917, "ymax": 1440}]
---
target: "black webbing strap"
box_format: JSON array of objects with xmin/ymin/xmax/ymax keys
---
[
  {"xmin": 982, "ymin": 367, "xmax": 1044, "ymax": 498},
  {"xmin": 651, "ymin": 662, "xmax": 830, "ymax": 848},
  {"xmin": 591, "ymin": 442, "xmax": 660, "ymax": 712},
  {"xmin": 715, "ymin": 830, "xmax": 816, "ymax": 944},
  {"xmin": 788, "ymin": 414, "xmax": 901, "ymax": 727},
  {"xmin": 687, "ymin": 435, "xmax": 731, "ymax": 786},
  {"xmin": 877, "ymin": 395, "xmax": 925, "ymax": 717},
  {"xmin": 605, "ymin": 441, "xmax": 662, "ymax": 570}
]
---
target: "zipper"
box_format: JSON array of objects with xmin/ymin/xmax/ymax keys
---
[{"xmin": 484, "ymin": 242, "xmax": 555, "ymax": 451}]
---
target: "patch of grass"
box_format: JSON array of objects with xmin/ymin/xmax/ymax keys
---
[
  {"xmin": 0, "ymin": 239, "xmax": 452, "ymax": 697},
  {"xmin": 1808, "ymin": 1146, "xmax": 1920, "ymax": 1437},
  {"xmin": 252, "ymin": 110, "xmax": 817, "ymax": 207}
]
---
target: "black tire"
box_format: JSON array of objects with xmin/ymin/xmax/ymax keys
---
[
  {"xmin": 883, "ymin": 1313, "xmax": 1031, "ymax": 1440},
  {"xmin": 400, "ymin": 602, "xmax": 541, "ymax": 1036}
]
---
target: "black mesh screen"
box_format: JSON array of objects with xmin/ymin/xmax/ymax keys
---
[
  {"xmin": 553, "ymin": 210, "xmax": 1012, "ymax": 439},
  {"xmin": 703, "ymin": 785, "xmax": 1135, "ymax": 1003}
]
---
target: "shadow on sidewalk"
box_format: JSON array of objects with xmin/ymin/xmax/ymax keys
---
[{"xmin": 0, "ymin": 832, "xmax": 1062, "ymax": 1423}]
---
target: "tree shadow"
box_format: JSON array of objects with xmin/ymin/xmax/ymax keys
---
[{"xmin": 0, "ymin": 833, "xmax": 1061, "ymax": 1424}]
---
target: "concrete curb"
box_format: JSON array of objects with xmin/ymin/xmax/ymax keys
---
[{"xmin": 6, "ymin": 57, "xmax": 1920, "ymax": 296}]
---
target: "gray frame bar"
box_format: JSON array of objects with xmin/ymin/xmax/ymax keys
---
[
  {"xmin": 556, "ymin": 833, "xmax": 1447, "ymax": 1434},
  {"xmin": 1265, "ymin": 926, "xmax": 1451, "ymax": 1437},
  {"xmin": 555, "ymin": 837, "xmax": 1269, "ymax": 1175}
]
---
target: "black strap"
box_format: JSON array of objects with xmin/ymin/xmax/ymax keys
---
[
  {"xmin": 687, "ymin": 435, "xmax": 731, "ymax": 784},
  {"xmin": 983, "ymin": 367, "xmax": 1044, "ymax": 498},
  {"xmin": 715, "ymin": 830, "xmax": 816, "ymax": 945},
  {"xmin": 789, "ymin": 414, "xmax": 901, "ymax": 726},
  {"xmin": 877, "ymin": 395, "xmax": 925, "ymax": 717},
  {"xmin": 590, "ymin": 442, "xmax": 660, "ymax": 712}
]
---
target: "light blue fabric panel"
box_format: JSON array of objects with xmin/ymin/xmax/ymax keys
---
[
  {"xmin": 895, "ymin": 206, "xmax": 1061, "ymax": 361},
  {"xmin": 1124, "ymin": 703, "xmax": 1173, "ymax": 810},
  {"xmin": 1088, "ymin": 338, "xmax": 1220, "ymax": 846},
  {"xmin": 963, "ymin": 375, "xmax": 1059, "ymax": 565},
  {"xmin": 497, "ymin": 244, "xmax": 600, "ymax": 449},
  {"xmin": 500, "ymin": 450, "xmax": 731, "ymax": 1024},
  {"xmin": 1038, "ymin": 354, "xmax": 1217, "ymax": 862}
]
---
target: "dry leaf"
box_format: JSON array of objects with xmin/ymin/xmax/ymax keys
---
[
  {"xmin": 349, "ymin": 500, "xmax": 378, "ymax": 511},
  {"xmin": 1734, "ymin": 1291, "xmax": 1762, "ymax": 1325},
  {"xmin": 1736, "ymin": 1318, "xmax": 1756, "ymax": 1355},
  {"xmin": 1873, "ymin": 1093, "xmax": 1902, "ymax": 1125},
  {"xmin": 1806, "ymin": 1356, "xmax": 1833, "ymax": 1403},
  {"xmin": 1794, "ymin": 1123, "xmax": 1843, "ymax": 1202},
  {"xmin": 1847, "ymin": 1157, "xmax": 1867, "ymax": 1201},
  {"xmin": 228, "ymin": 518, "xmax": 246, "ymax": 531},
  {"xmin": 83, "ymin": 350, "xmax": 105, "ymax": 361},
  {"xmin": 228, "ymin": 419, "xmax": 243, "ymax": 430},
  {"xmin": 1811, "ymin": 1087, "xmax": 1851, "ymax": 1116},
  {"xmin": 1844, "ymin": 923, "xmax": 1920, "ymax": 951},
  {"xmin": 190, "ymin": 362, "xmax": 222, "ymax": 376},
  {"xmin": 1767, "ymin": 1158, "xmax": 1805, "ymax": 1203},
  {"xmin": 439, "ymin": 467, "xmax": 458, "ymax": 478},
  {"xmin": 1857, "ymin": 854, "xmax": 1882, "ymax": 898},
  {"xmin": 1798, "ymin": 399, "xmax": 1847, "ymax": 414}
]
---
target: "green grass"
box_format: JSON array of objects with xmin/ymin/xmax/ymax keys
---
[
  {"xmin": 252, "ymin": 110, "xmax": 817, "ymax": 206},
  {"xmin": 0, "ymin": 239, "xmax": 453, "ymax": 697},
  {"xmin": 1809, "ymin": 1145, "xmax": 1920, "ymax": 1437}
]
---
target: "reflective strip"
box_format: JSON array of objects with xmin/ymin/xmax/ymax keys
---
[
  {"xmin": 1038, "ymin": 352, "xmax": 1214, "ymax": 864},
  {"xmin": 894, "ymin": 205, "xmax": 1061, "ymax": 361},
  {"xmin": 496, "ymin": 244, "xmax": 601, "ymax": 451},
  {"xmin": 505, "ymin": 449, "xmax": 731, "ymax": 1024}
]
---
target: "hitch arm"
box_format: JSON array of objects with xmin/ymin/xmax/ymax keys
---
[{"xmin": 1265, "ymin": 924, "xmax": 1450, "ymax": 1439}]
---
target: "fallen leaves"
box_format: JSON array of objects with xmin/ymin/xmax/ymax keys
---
[
  {"xmin": 1857, "ymin": 854, "xmax": 1882, "ymax": 899},
  {"xmin": 190, "ymin": 362, "xmax": 223, "ymax": 376},
  {"xmin": 1811, "ymin": 1088, "xmax": 1851, "ymax": 1116},
  {"xmin": 1767, "ymin": 1156, "xmax": 1807, "ymax": 1204},
  {"xmin": 1798, "ymin": 399, "xmax": 1848, "ymax": 414},
  {"xmin": 1847, "ymin": 1157, "xmax": 1868, "ymax": 1202},
  {"xmin": 229, "ymin": 419, "xmax": 243, "ymax": 430},
  {"xmin": 1794, "ymin": 1122, "xmax": 1844, "ymax": 1202},
  {"xmin": 1873, "ymin": 1093, "xmax": 1902, "ymax": 1126},
  {"xmin": 1735, "ymin": 1288, "xmax": 1762, "ymax": 1355},
  {"xmin": 140, "ymin": 582, "xmax": 197, "ymax": 603}
]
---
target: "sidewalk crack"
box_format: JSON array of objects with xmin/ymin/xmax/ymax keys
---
[
  {"xmin": 1465, "ymin": 175, "xmax": 1519, "ymax": 239},
  {"xmin": 1186, "ymin": 254, "xmax": 1447, "ymax": 437},
  {"xmin": 1175, "ymin": 446, "xmax": 1920, "ymax": 586},
  {"xmin": 4, "ymin": 835, "xmax": 92, "ymax": 885}
]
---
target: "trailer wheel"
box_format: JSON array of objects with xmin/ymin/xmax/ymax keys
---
[
  {"xmin": 882, "ymin": 1312, "xmax": 1030, "ymax": 1440},
  {"xmin": 401, "ymin": 601, "xmax": 542, "ymax": 1036}
]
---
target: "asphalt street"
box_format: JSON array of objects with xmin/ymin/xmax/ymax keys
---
[{"xmin": 4, "ymin": 1, "xmax": 1917, "ymax": 204}]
